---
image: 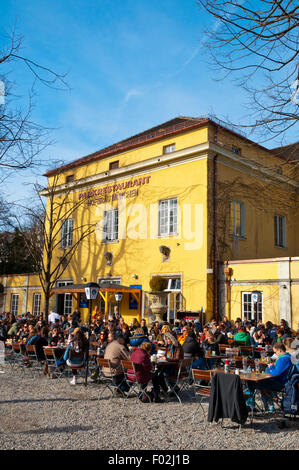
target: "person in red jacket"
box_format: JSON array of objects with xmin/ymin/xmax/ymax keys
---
[{"xmin": 127, "ymin": 342, "xmax": 153, "ymax": 402}]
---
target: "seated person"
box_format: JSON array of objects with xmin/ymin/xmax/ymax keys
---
[
  {"xmin": 246, "ymin": 342, "xmax": 292, "ymax": 411},
  {"xmin": 140, "ymin": 319, "xmax": 148, "ymax": 336},
  {"xmin": 215, "ymin": 323, "xmax": 229, "ymax": 345},
  {"xmin": 129, "ymin": 328, "xmax": 149, "ymax": 349},
  {"xmin": 27, "ymin": 326, "xmax": 48, "ymax": 361},
  {"xmin": 234, "ymin": 326, "xmax": 251, "ymax": 346},
  {"xmin": 103, "ymin": 331, "xmax": 130, "ymax": 392},
  {"xmin": 63, "ymin": 329, "xmax": 89, "ymax": 385},
  {"xmin": 183, "ymin": 331, "xmax": 202, "ymax": 358},
  {"xmin": 127, "ymin": 342, "xmax": 153, "ymax": 401},
  {"xmin": 203, "ymin": 332, "xmax": 220, "ymax": 369},
  {"xmin": 49, "ymin": 327, "xmax": 65, "ymax": 346}
]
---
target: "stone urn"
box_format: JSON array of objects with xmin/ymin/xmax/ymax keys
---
[{"xmin": 149, "ymin": 291, "xmax": 168, "ymax": 323}]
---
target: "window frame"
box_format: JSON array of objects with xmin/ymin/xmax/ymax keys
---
[
  {"xmin": 158, "ymin": 197, "xmax": 178, "ymax": 237},
  {"xmin": 229, "ymin": 200, "xmax": 245, "ymax": 238},
  {"xmin": 60, "ymin": 218, "xmax": 73, "ymax": 249},
  {"xmin": 274, "ymin": 214, "xmax": 286, "ymax": 248},
  {"xmin": 241, "ymin": 291, "xmax": 263, "ymax": 323},
  {"xmin": 33, "ymin": 293, "xmax": 41, "ymax": 317},
  {"xmin": 11, "ymin": 294, "xmax": 19, "ymax": 315},
  {"xmin": 102, "ymin": 208, "xmax": 119, "ymax": 243},
  {"xmin": 163, "ymin": 143, "xmax": 176, "ymax": 154}
]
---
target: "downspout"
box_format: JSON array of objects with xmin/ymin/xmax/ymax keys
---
[{"xmin": 213, "ymin": 153, "xmax": 219, "ymax": 322}]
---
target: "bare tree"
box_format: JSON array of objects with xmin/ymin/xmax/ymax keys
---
[
  {"xmin": 197, "ymin": 0, "xmax": 299, "ymax": 143},
  {"xmin": 0, "ymin": 26, "xmax": 68, "ymax": 182},
  {"xmin": 13, "ymin": 171, "xmax": 96, "ymax": 318}
]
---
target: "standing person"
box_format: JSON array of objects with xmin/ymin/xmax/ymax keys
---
[
  {"xmin": 72, "ymin": 310, "xmax": 81, "ymax": 327},
  {"xmin": 48, "ymin": 311, "xmax": 61, "ymax": 328},
  {"xmin": 63, "ymin": 329, "xmax": 89, "ymax": 385}
]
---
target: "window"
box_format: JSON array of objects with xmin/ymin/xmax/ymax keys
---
[
  {"xmin": 33, "ymin": 293, "xmax": 41, "ymax": 316},
  {"xmin": 11, "ymin": 294, "xmax": 19, "ymax": 315},
  {"xmin": 163, "ymin": 143, "xmax": 176, "ymax": 154},
  {"xmin": 109, "ymin": 161, "xmax": 119, "ymax": 170},
  {"xmin": 61, "ymin": 218, "xmax": 73, "ymax": 248},
  {"xmin": 66, "ymin": 174, "xmax": 74, "ymax": 183},
  {"xmin": 102, "ymin": 209, "xmax": 118, "ymax": 242},
  {"xmin": 57, "ymin": 281, "xmax": 73, "ymax": 316},
  {"xmin": 232, "ymin": 146, "xmax": 241, "ymax": 155},
  {"xmin": 166, "ymin": 277, "xmax": 181, "ymax": 291},
  {"xmin": 242, "ymin": 292, "xmax": 263, "ymax": 322},
  {"xmin": 274, "ymin": 215, "xmax": 286, "ymax": 248},
  {"xmin": 230, "ymin": 201, "xmax": 245, "ymax": 238},
  {"xmin": 158, "ymin": 198, "xmax": 178, "ymax": 236}
]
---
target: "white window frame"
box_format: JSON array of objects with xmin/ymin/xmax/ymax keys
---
[
  {"xmin": 33, "ymin": 293, "xmax": 41, "ymax": 317},
  {"xmin": 230, "ymin": 200, "xmax": 245, "ymax": 238},
  {"xmin": 242, "ymin": 292, "xmax": 263, "ymax": 323},
  {"xmin": 61, "ymin": 218, "xmax": 73, "ymax": 248},
  {"xmin": 163, "ymin": 143, "xmax": 176, "ymax": 154},
  {"xmin": 56, "ymin": 280, "xmax": 73, "ymax": 316},
  {"xmin": 102, "ymin": 209, "xmax": 118, "ymax": 242},
  {"xmin": 274, "ymin": 214, "xmax": 286, "ymax": 248},
  {"xmin": 11, "ymin": 294, "xmax": 19, "ymax": 315},
  {"xmin": 158, "ymin": 198, "xmax": 178, "ymax": 237}
]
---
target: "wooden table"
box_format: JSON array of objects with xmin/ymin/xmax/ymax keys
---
[
  {"xmin": 212, "ymin": 368, "xmax": 272, "ymax": 382},
  {"xmin": 204, "ymin": 355, "xmax": 229, "ymax": 360}
]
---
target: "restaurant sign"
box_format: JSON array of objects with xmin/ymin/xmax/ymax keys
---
[{"xmin": 79, "ymin": 176, "xmax": 151, "ymax": 205}]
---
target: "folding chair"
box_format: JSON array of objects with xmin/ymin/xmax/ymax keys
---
[
  {"xmin": 121, "ymin": 360, "xmax": 152, "ymax": 404},
  {"xmin": 25, "ymin": 344, "xmax": 43, "ymax": 376},
  {"xmin": 43, "ymin": 347, "xmax": 66, "ymax": 379},
  {"xmin": 97, "ymin": 357, "xmax": 126, "ymax": 400},
  {"xmin": 166, "ymin": 359, "xmax": 193, "ymax": 405},
  {"xmin": 190, "ymin": 369, "xmax": 212, "ymax": 423},
  {"xmin": 10, "ymin": 343, "xmax": 26, "ymax": 372}
]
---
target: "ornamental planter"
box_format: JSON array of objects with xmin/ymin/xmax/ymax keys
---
[{"xmin": 149, "ymin": 291, "xmax": 168, "ymax": 323}]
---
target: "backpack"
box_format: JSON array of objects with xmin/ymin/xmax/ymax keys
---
[{"xmin": 281, "ymin": 369, "xmax": 299, "ymax": 416}]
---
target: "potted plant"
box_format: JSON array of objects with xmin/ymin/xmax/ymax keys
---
[{"xmin": 149, "ymin": 276, "xmax": 168, "ymax": 322}]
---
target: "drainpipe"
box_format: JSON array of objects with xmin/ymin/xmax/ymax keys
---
[{"xmin": 213, "ymin": 153, "xmax": 219, "ymax": 321}]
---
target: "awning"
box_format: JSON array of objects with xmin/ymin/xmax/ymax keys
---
[{"xmin": 50, "ymin": 282, "xmax": 142, "ymax": 319}]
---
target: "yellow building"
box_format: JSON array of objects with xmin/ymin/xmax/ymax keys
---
[{"xmin": 1, "ymin": 117, "xmax": 298, "ymax": 327}]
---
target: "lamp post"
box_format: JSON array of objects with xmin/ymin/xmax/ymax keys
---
[
  {"xmin": 114, "ymin": 292, "xmax": 123, "ymax": 320},
  {"xmin": 84, "ymin": 282, "xmax": 100, "ymax": 387}
]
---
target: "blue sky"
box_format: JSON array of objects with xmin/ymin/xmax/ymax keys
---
[{"xmin": 1, "ymin": 0, "xmax": 298, "ymax": 203}]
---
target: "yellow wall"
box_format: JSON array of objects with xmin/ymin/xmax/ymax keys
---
[
  {"xmin": 224, "ymin": 259, "xmax": 299, "ymax": 330},
  {"xmin": 0, "ymin": 273, "xmax": 42, "ymax": 315}
]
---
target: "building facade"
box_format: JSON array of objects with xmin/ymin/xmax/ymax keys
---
[{"xmin": 1, "ymin": 117, "xmax": 298, "ymax": 327}]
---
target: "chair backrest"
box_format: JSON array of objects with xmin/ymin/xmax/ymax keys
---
[
  {"xmin": 192, "ymin": 369, "xmax": 212, "ymax": 381},
  {"xmin": 121, "ymin": 360, "xmax": 134, "ymax": 371},
  {"xmin": 238, "ymin": 346, "xmax": 253, "ymax": 356},
  {"xmin": 43, "ymin": 347, "xmax": 55, "ymax": 358},
  {"xmin": 233, "ymin": 340, "xmax": 247, "ymax": 347},
  {"xmin": 97, "ymin": 357, "xmax": 110, "ymax": 368},
  {"xmin": 12, "ymin": 343, "xmax": 21, "ymax": 352},
  {"xmin": 25, "ymin": 344, "xmax": 38, "ymax": 361}
]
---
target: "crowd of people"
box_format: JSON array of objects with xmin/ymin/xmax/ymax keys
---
[{"xmin": 1, "ymin": 309, "xmax": 299, "ymax": 406}]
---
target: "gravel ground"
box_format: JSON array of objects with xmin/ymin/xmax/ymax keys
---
[{"xmin": 0, "ymin": 366, "xmax": 298, "ymax": 450}]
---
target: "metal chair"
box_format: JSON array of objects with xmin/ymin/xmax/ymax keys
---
[
  {"xmin": 190, "ymin": 369, "xmax": 212, "ymax": 423},
  {"xmin": 25, "ymin": 344, "xmax": 43, "ymax": 376},
  {"xmin": 166, "ymin": 358, "xmax": 193, "ymax": 405},
  {"xmin": 121, "ymin": 360, "xmax": 152, "ymax": 404},
  {"xmin": 43, "ymin": 347, "xmax": 66, "ymax": 379},
  {"xmin": 97, "ymin": 357, "xmax": 126, "ymax": 400}
]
